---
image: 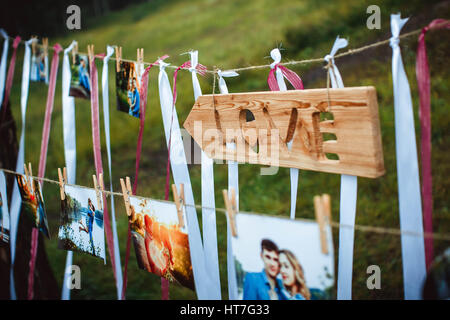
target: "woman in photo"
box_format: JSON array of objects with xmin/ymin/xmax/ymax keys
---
[
  {"xmin": 79, "ymin": 198, "xmax": 96, "ymax": 255},
  {"xmin": 128, "ymin": 77, "xmax": 140, "ymax": 118},
  {"xmin": 278, "ymin": 249, "xmax": 311, "ymax": 300},
  {"xmin": 38, "ymin": 53, "xmax": 46, "ymax": 81},
  {"xmin": 79, "ymin": 57, "xmax": 90, "ymax": 93}
]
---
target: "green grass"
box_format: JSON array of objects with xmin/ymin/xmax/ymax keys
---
[{"xmin": 5, "ymin": 0, "xmax": 450, "ymax": 299}]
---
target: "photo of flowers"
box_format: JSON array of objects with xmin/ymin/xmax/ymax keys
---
[
  {"xmin": 16, "ymin": 174, "xmax": 50, "ymax": 238},
  {"xmin": 128, "ymin": 196, "xmax": 194, "ymax": 290},
  {"xmin": 231, "ymin": 213, "xmax": 334, "ymax": 300},
  {"xmin": 115, "ymin": 61, "xmax": 141, "ymax": 118},
  {"xmin": 69, "ymin": 53, "xmax": 91, "ymax": 99},
  {"xmin": 58, "ymin": 185, "xmax": 105, "ymax": 260}
]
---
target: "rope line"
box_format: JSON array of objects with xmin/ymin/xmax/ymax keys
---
[
  {"xmin": 1, "ymin": 24, "xmax": 432, "ymax": 75},
  {"xmin": 1, "ymin": 168, "xmax": 449, "ymax": 241}
]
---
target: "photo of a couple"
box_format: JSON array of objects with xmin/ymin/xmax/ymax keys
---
[
  {"xmin": 127, "ymin": 196, "xmax": 194, "ymax": 290},
  {"xmin": 69, "ymin": 53, "xmax": 91, "ymax": 99},
  {"xmin": 30, "ymin": 47, "xmax": 48, "ymax": 83},
  {"xmin": 232, "ymin": 213, "xmax": 334, "ymax": 300},
  {"xmin": 243, "ymin": 239, "xmax": 311, "ymax": 300},
  {"xmin": 115, "ymin": 61, "xmax": 141, "ymax": 118}
]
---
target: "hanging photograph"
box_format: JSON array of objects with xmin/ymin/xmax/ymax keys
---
[
  {"xmin": 0, "ymin": 171, "xmax": 10, "ymax": 243},
  {"xmin": 115, "ymin": 61, "xmax": 141, "ymax": 118},
  {"xmin": 30, "ymin": 46, "xmax": 48, "ymax": 83},
  {"xmin": 69, "ymin": 53, "xmax": 91, "ymax": 99},
  {"xmin": 127, "ymin": 196, "xmax": 194, "ymax": 290},
  {"xmin": 58, "ymin": 185, "xmax": 105, "ymax": 260},
  {"xmin": 16, "ymin": 174, "xmax": 50, "ymax": 238},
  {"xmin": 231, "ymin": 213, "xmax": 334, "ymax": 300}
]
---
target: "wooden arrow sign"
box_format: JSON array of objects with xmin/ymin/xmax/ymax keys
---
[{"xmin": 183, "ymin": 86, "xmax": 385, "ymax": 178}]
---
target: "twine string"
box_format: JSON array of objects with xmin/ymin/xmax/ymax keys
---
[
  {"xmin": 6, "ymin": 23, "xmax": 445, "ymax": 75},
  {"xmin": 1, "ymin": 168, "xmax": 449, "ymax": 241}
]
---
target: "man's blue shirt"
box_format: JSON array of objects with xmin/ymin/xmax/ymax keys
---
[{"xmin": 243, "ymin": 270, "xmax": 287, "ymax": 300}]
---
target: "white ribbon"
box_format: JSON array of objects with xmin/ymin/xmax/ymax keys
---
[
  {"xmin": 270, "ymin": 48, "xmax": 287, "ymax": 91},
  {"xmin": 337, "ymin": 175, "xmax": 357, "ymax": 300},
  {"xmin": 270, "ymin": 48, "xmax": 298, "ymax": 220},
  {"xmin": 61, "ymin": 41, "xmax": 77, "ymax": 300},
  {"xmin": 102, "ymin": 45, "xmax": 123, "ymax": 300},
  {"xmin": 158, "ymin": 60, "xmax": 209, "ymax": 299},
  {"xmin": 9, "ymin": 38, "xmax": 33, "ymax": 300},
  {"xmin": 324, "ymin": 36, "xmax": 348, "ymax": 89},
  {"xmin": 0, "ymin": 170, "xmax": 10, "ymax": 242},
  {"xmin": 44, "ymin": 54, "xmax": 49, "ymax": 85},
  {"xmin": 390, "ymin": 13, "xmax": 426, "ymax": 300},
  {"xmin": 189, "ymin": 51, "xmax": 221, "ymax": 299},
  {"xmin": 218, "ymin": 69, "xmax": 240, "ymax": 300},
  {"xmin": 218, "ymin": 70, "xmax": 238, "ymax": 94},
  {"xmin": 0, "ymin": 29, "xmax": 9, "ymax": 108},
  {"xmin": 324, "ymin": 36, "xmax": 359, "ymax": 300}
]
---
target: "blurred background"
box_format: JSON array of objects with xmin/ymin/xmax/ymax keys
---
[{"xmin": 0, "ymin": 0, "xmax": 449, "ymax": 299}]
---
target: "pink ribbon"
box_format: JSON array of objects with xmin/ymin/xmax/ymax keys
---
[
  {"xmin": 37, "ymin": 44, "xmax": 62, "ymax": 178},
  {"xmin": 267, "ymin": 64, "xmax": 304, "ymax": 91},
  {"xmin": 27, "ymin": 43, "xmax": 62, "ymax": 300},
  {"xmin": 27, "ymin": 228, "xmax": 39, "ymax": 299},
  {"xmin": 121, "ymin": 56, "xmax": 168, "ymax": 300},
  {"xmin": 89, "ymin": 55, "xmax": 118, "ymax": 288},
  {"xmin": 416, "ymin": 19, "xmax": 450, "ymax": 270},
  {"xmin": 1, "ymin": 36, "xmax": 21, "ymax": 123},
  {"xmin": 121, "ymin": 56, "xmax": 169, "ymax": 300}
]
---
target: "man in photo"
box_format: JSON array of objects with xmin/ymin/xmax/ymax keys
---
[{"xmin": 243, "ymin": 239, "xmax": 287, "ymax": 300}]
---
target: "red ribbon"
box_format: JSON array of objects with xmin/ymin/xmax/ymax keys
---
[
  {"xmin": 89, "ymin": 55, "xmax": 118, "ymax": 289},
  {"xmin": 416, "ymin": 19, "xmax": 450, "ymax": 270},
  {"xmin": 27, "ymin": 43, "xmax": 62, "ymax": 300},
  {"xmin": 38, "ymin": 44, "xmax": 62, "ymax": 179},
  {"xmin": 267, "ymin": 64, "xmax": 304, "ymax": 91},
  {"xmin": 1, "ymin": 36, "xmax": 21, "ymax": 123},
  {"xmin": 121, "ymin": 56, "xmax": 169, "ymax": 300},
  {"xmin": 27, "ymin": 228, "xmax": 39, "ymax": 299}
]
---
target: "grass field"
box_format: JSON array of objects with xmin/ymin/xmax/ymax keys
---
[{"xmin": 5, "ymin": 0, "xmax": 450, "ymax": 299}]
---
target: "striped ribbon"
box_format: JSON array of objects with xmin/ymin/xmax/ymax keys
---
[
  {"xmin": 121, "ymin": 56, "xmax": 168, "ymax": 300},
  {"xmin": 415, "ymin": 18, "xmax": 450, "ymax": 270},
  {"xmin": 1, "ymin": 36, "xmax": 20, "ymax": 122},
  {"xmin": 27, "ymin": 43, "xmax": 62, "ymax": 300}
]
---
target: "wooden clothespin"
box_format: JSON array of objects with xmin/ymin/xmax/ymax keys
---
[
  {"xmin": 58, "ymin": 167, "xmax": 67, "ymax": 200},
  {"xmin": 87, "ymin": 44, "xmax": 95, "ymax": 63},
  {"xmin": 23, "ymin": 163, "xmax": 33, "ymax": 191},
  {"xmin": 136, "ymin": 48, "xmax": 144, "ymax": 77},
  {"xmin": 42, "ymin": 38, "xmax": 48, "ymax": 58},
  {"xmin": 115, "ymin": 46, "xmax": 122, "ymax": 72},
  {"xmin": 31, "ymin": 36, "xmax": 38, "ymax": 56},
  {"xmin": 171, "ymin": 183, "xmax": 185, "ymax": 228},
  {"xmin": 72, "ymin": 42, "xmax": 78, "ymax": 64},
  {"xmin": 92, "ymin": 174, "xmax": 103, "ymax": 211},
  {"xmin": 222, "ymin": 188, "xmax": 237, "ymax": 237},
  {"xmin": 321, "ymin": 193, "xmax": 331, "ymax": 223},
  {"xmin": 120, "ymin": 177, "xmax": 132, "ymax": 216},
  {"xmin": 314, "ymin": 194, "xmax": 331, "ymax": 254}
]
